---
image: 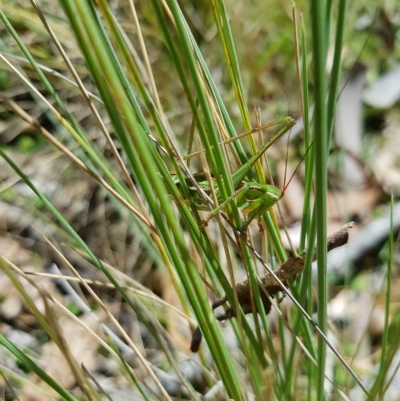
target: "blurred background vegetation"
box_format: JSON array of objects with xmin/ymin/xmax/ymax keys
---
[{"xmin": 0, "ymin": 0, "xmax": 399, "ymax": 400}]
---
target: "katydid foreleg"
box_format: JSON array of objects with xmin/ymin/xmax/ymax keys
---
[{"xmin": 202, "ymin": 181, "xmax": 282, "ymax": 230}]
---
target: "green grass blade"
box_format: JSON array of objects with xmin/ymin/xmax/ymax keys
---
[
  {"xmin": 369, "ymin": 194, "xmax": 395, "ymax": 399},
  {"xmin": 326, "ymin": 0, "xmax": 348, "ymax": 142},
  {"xmin": 211, "ymin": 0, "xmax": 251, "ymax": 130},
  {"xmin": 66, "ymin": 1, "xmax": 246, "ymax": 397},
  {"xmin": 310, "ymin": 0, "xmax": 329, "ymax": 398},
  {"xmin": 0, "ymin": 334, "xmax": 80, "ymax": 401},
  {"xmin": 107, "ymin": 336, "xmax": 153, "ymax": 401}
]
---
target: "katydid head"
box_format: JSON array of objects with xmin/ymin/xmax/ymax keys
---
[{"xmin": 266, "ymin": 185, "xmax": 282, "ymax": 203}]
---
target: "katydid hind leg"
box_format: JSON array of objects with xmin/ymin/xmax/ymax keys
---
[{"xmin": 231, "ymin": 117, "xmax": 295, "ymax": 190}]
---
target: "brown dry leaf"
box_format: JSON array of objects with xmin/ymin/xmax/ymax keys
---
[
  {"xmin": 0, "ymin": 237, "xmax": 50, "ymax": 319},
  {"xmin": 369, "ymin": 305, "xmax": 386, "ymax": 338},
  {"xmin": 0, "ymin": 281, "xmax": 22, "ymax": 319},
  {"xmin": 20, "ymin": 267, "xmax": 56, "ymax": 316},
  {"xmin": 19, "ymin": 375, "xmax": 57, "ymax": 401},
  {"xmin": 389, "ymin": 277, "xmax": 400, "ymax": 305},
  {"xmin": 0, "ymin": 236, "xmax": 33, "ymax": 266},
  {"xmin": 20, "ymin": 313, "xmax": 101, "ymax": 400},
  {"xmin": 0, "ymin": 151, "xmax": 92, "ymax": 228},
  {"xmin": 144, "ymin": 268, "xmax": 191, "ymax": 351}
]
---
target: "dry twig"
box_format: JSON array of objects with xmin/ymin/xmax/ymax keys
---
[{"xmin": 191, "ymin": 222, "xmax": 354, "ymax": 352}]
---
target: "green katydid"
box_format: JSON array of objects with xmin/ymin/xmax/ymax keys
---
[
  {"xmin": 175, "ymin": 116, "xmax": 297, "ymax": 229},
  {"xmin": 174, "ymin": 116, "xmax": 306, "ymax": 232}
]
